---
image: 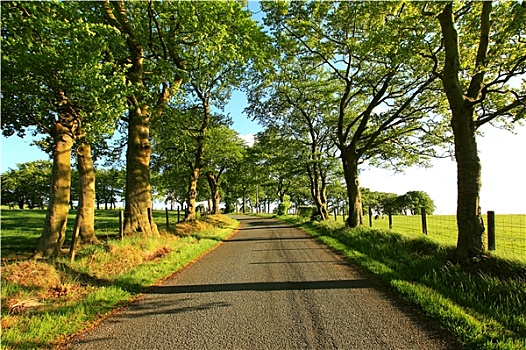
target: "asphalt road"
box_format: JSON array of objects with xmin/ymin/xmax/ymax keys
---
[{"xmin": 67, "ymin": 215, "xmax": 459, "ymax": 350}]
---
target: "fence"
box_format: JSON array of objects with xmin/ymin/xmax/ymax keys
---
[
  {"xmin": 117, "ymin": 207, "xmax": 195, "ymax": 238},
  {"xmin": 333, "ymin": 207, "xmax": 525, "ymax": 262}
]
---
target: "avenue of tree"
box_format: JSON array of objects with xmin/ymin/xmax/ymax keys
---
[{"xmin": 1, "ymin": 1, "xmax": 524, "ymax": 262}]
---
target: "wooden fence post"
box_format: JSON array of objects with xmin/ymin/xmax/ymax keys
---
[
  {"xmin": 119, "ymin": 210, "xmax": 124, "ymax": 240},
  {"xmin": 334, "ymin": 208, "xmax": 337, "ymax": 222},
  {"xmin": 69, "ymin": 213, "xmax": 81, "ymax": 262},
  {"xmin": 165, "ymin": 207, "xmax": 170, "ymax": 229},
  {"xmin": 487, "ymin": 211, "xmax": 496, "ymax": 251},
  {"xmin": 342, "ymin": 208, "xmax": 346, "ymax": 223},
  {"xmin": 421, "ymin": 207, "xmax": 428, "ymax": 235},
  {"xmin": 369, "ymin": 206, "xmax": 373, "ymax": 227},
  {"xmin": 388, "ymin": 207, "xmax": 393, "ymax": 230},
  {"xmin": 177, "ymin": 207, "xmax": 181, "ymax": 223}
]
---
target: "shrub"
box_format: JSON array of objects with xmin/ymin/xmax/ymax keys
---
[
  {"xmin": 276, "ymin": 195, "xmax": 291, "ymax": 216},
  {"xmin": 297, "ymin": 206, "xmax": 316, "ymax": 218}
]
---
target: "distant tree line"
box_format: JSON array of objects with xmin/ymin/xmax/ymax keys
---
[{"xmin": 1, "ymin": 162, "xmax": 126, "ymax": 211}]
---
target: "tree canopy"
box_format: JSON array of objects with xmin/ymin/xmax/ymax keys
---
[{"xmin": 2, "ymin": 1, "xmax": 524, "ymax": 261}]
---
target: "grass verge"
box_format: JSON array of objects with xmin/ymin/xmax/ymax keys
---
[
  {"xmin": 275, "ymin": 215, "xmax": 526, "ymax": 350},
  {"xmin": 1, "ymin": 214, "xmax": 239, "ymax": 350}
]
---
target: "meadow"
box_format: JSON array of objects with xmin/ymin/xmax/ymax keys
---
[
  {"xmin": 0, "ymin": 208, "xmax": 187, "ymax": 261},
  {"xmin": 334, "ymin": 214, "xmax": 526, "ymax": 263}
]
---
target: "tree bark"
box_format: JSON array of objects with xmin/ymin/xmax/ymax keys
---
[
  {"xmin": 319, "ymin": 171, "xmax": 329, "ymax": 220},
  {"xmin": 242, "ymin": 189, "xmax": 247, "ymax": 213},
  {"xmin": 341, "ymin": 149, "xmax": 363, "ymax": 227},
  {"xmin": 76, "ymin": 143, "xmax": 99, "ymax": 244},
  {"xmin": 185, "ymin": 97, "xmax": 210, "ymax": 221},
  {"xmin": 276, "ymin": 178, "xmax": 290, "ymax": 204},
  {"xmin": 124, "ymin": 109, "xmax": 158, "ymax": 235},
  {"xmin": 35, "ymin": 123, "xmax": 74, "ymax": 258},
  {"xmin": 206, "ymin": 171, "xmax": 221, "ymax": 215},
  {"xmin": 452, "ymin": 115, "xmax": 484, "ymax": 259},
  {"xmin": 186, "ymin": 167, "xmax": 200, "ymax": 221}
]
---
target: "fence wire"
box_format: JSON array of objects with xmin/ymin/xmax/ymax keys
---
[{"xmin": 362, "ymin": 213, "xmax": 525, "ymax": 262}]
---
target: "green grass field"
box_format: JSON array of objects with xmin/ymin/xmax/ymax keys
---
[
  {"xmin": 333, "ymin": 214, "xmax": 526, "ymax": 263},
  {"xmin": 0, "ymin": 208, "xmax": 188, "ymax": 260}
]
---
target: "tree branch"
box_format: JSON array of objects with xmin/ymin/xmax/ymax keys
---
[
  {"xmin": 466, "ymin": 1, "xmax": 492, "ymax": 101},
  {"xmin": 476, "ymin": 97, "xmax": 526, "ymax": 127}
]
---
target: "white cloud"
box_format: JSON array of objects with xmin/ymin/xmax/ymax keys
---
[{"xmin": 239, "ymin": 133, "xmax": 255, "ymax": 147}]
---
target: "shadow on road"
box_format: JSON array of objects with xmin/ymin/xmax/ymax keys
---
[
  {"xmin": 249, "ymin": 260, "xmax": 344, "ymax": 265},
  {"xmin": 148, "ymin": 279, "xmax": 374, "ymax": 294},
  {"xmin": 225, "ymin": 236, "xmax": 313, "ymax": 242},
  {"xmin": 237, "ymin": 225, "xmax": 291, "ymax": 231},
  {"xmin": 251, "ymin": 247, "xmax": 327, "ymax": 251}
]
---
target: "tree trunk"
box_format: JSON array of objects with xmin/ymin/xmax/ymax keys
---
[
  {"xmin": 35, "ymin": 123, "xmax": 73, "ymax": 258},
  {"xmin": 451, "ymin": 108, "xmax": 485, "ymax": 259},
  {"xmin": 438, "ymin": 3, "xmax": 487, "ymax": 260},
  {"xmin": 123, "ymin": 109, "xmax": 158, "ymax": 235},
  {"xmin": 186, "ymin": 168, "xmax": 200, "ymax": 221},
  {"xmin": 320, "ymin": 174, "xmax": 329, "ymax": 220},
  {"xmin": 206, "ymin": 172, "xmax": 221, "ymax": 215},
  {"xmin": 307, "ymin": 161, "xmax": 329, "ymax": 221},
  {"xmin": 276, "ymin": 179, "xmax": 288, "ymax": 203},
  {"xmin": 76, "ymin": 143, "xmax": 98, "ymax": 244},
  {"xmin": 242, "ymin": 189, "xmax": 247, "ymax": 213},
  {"xmin": 341, "ymin": 149, "xmax": 363, "ymax": 227}
]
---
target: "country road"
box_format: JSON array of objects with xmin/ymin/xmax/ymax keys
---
[{"xmin": 67, "ymin": 216, "xmax": 459, "ymax": 350}]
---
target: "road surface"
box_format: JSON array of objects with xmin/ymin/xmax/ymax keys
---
[{"xmin": 67, "ymin": 215, "xmax": 459, "ymax": 349}]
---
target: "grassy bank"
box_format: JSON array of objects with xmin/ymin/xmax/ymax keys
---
[
  {"xmin": 1, "ymin": 212, "xmax": 239, "ymax": 349},
  {"xmin": 276, "ymin": 215, "xmax": 526, "ymax": 350}
]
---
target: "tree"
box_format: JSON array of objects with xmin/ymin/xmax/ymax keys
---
[
  {"xmin": 149, "ymin": 1, "xmax": 266, "ymax": 220},
  {"xmin": 203, "ymin": 127, "xmax": 246, "ymax": 215},
  {"xmin": 71, "ymin": 144, "xmax": 98, "ymax": 244},
  {"xmin": 398, "ymin": 191, "xmax": 435, "ymax": 215},
  {"xmin": 252, "ymin": 127, "xmax": 307, "ymax": 206},
  {"xmin": 150, "ymin": 151, "xmax": 190, "ymax": 212},
  {"xmin": 2, "ymin": 2, "xmax": 127, "ymax": 257},
  {"xmin": 247, "ymin": 55, "xmax": 338, "ymax": 220},
  {"xmin": 100, "ymin": 1, "xmax": 186, "ymax": 235},
  {"xmin": 326, "ymin": 180, "xmax": 347, "ymax": 217},
  {"xmin": 222, "ymin": 146, "xmax": 257, "ymax": 214},
  {"xmin": 424, "ymin": 2, "xmax": 526, "ymax": 260},
  {"xmin": 261, "ymin": 1, "xmax": 448, "ymax": 228},
  {"xmin": 361, "ymin": 189, "xmax": 400, "ymax": 216},
  {"xmin": 1, "ymin": 161, "xmax": 52, "ymax": 209},
  {"xmin": 95, "ymin": 168, "xmax": 125, "ymax": 210}
]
